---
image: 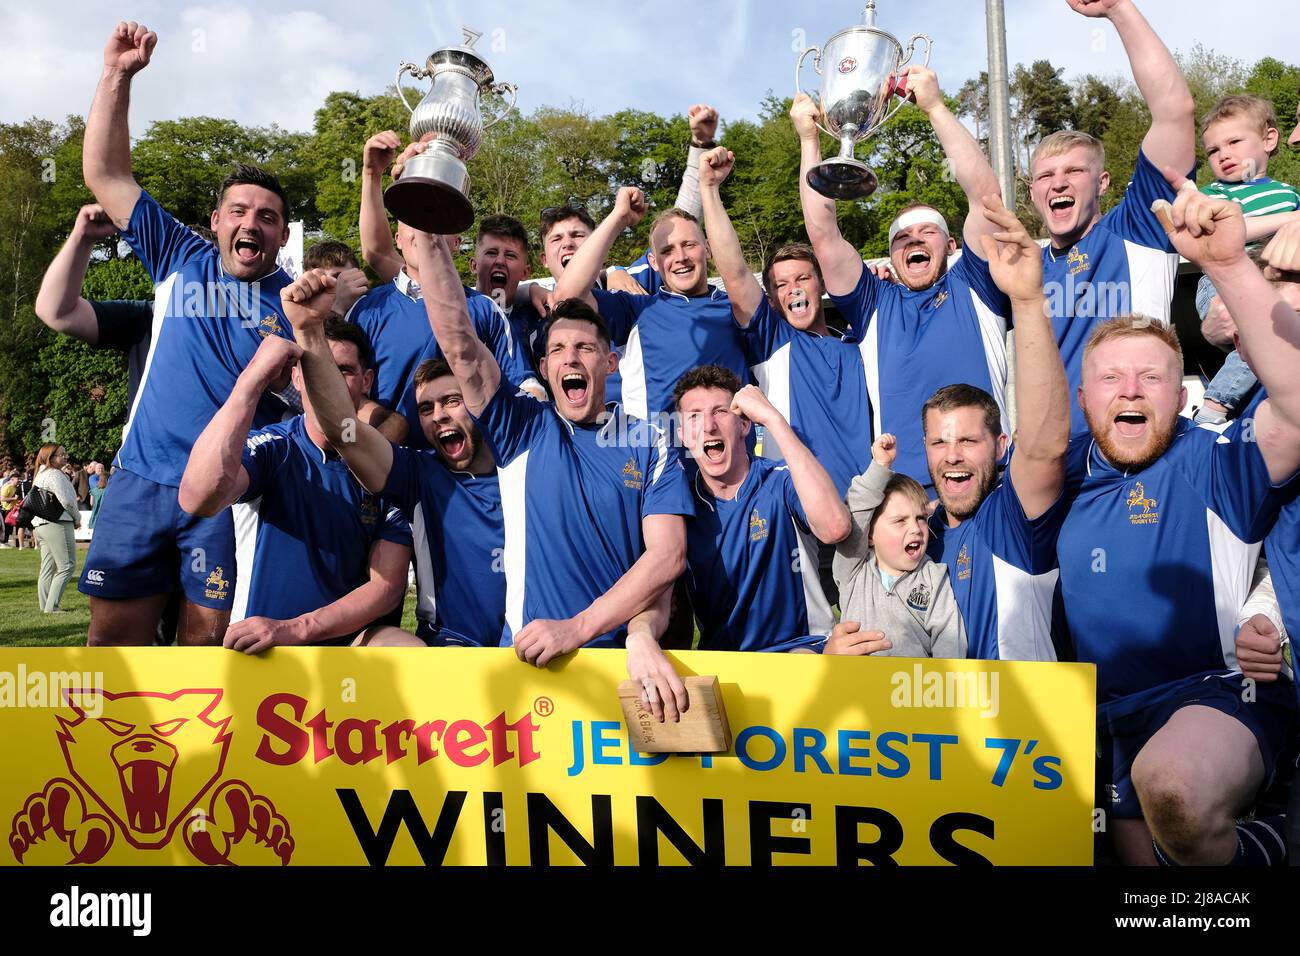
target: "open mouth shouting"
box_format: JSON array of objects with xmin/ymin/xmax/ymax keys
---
[
  {"xmin": 233, "ymin": 233, "xmax": 262, "ymax": 266},
  {"xmin": 560, "ymin": 371, "xmax": 589, "ymax": 407},
  {"xmin": 785, "ymin": 290, "xmax": 810, "ymax": 321},
  {"xmin": 1113, "ymin": 408, "xmax": 1149, "ymax": 440},
  {"xmin": 436, "ymin": 426, "xmax": 468, "ymax": 461},
  {"xmin": 902, "ymin": 246, "xmax": 933, "ymax": 279},
  {"xmin": 941, "ymin": 470, "xmax": 973, "ymax": 496},
  {"xmin": 487, "ymin": 267, "xmax": 509, "ymax": 290},
  {"xmin": 1047, "ymin": 195, "xmax": 1076, "ymax": 225},
  {"xmin": 701, "ymin": 438, "xmax": 726, "ymax": 464},
  {"xmin": 903, "ymin": 538, "xmax": 924, "ymax": 560}
]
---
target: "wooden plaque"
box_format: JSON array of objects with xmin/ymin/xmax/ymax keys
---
[{"xmin": 617, "ymin": 675, "xmax": 732, "ymax": 754}]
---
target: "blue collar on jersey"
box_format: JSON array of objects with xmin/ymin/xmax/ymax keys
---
[
  {"xmin": 1084, "ymin": 417, "xmax": 1206, "ymax": 480},
  {"xmin": 656, "ymin": 284, "xmax": 728, "ymax": 303},
  {"xmin": 216, "ymin": 256, "xmax": 287, "ymax": 285},
  {"xmin": 692, "ymin": 455, "xmax": 756, "ymax": 510},
  {"xmin": 555, "ymin": 401, "xmax": 624, "ymax": 436}
]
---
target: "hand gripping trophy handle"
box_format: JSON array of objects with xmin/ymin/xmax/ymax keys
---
[
  {"xmin": 794, "ymin": 46, "xmax": 837, "ymax": 141},
  {"xmin": 480, "ymin": 83, "xmax": 519, "ymax": 131},
  {"xmin": 874, "ymin": 34, "xmax": 933, "ymax": 129},
  {"xmin": 395, "ymin": 61, "xmax": 428, "ymax": 114}
]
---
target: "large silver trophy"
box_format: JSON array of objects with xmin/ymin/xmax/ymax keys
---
[
  {"xmin": 385, "ymin": 32, "xmax": 517, "ymax": 233},
  {"xmin": 795, "ymin": 1, "xmax": 931, "ymax": 199}
]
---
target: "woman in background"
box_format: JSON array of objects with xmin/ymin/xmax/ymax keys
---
[{"xmin": 31, "ymin": 443, "xmax": 81, "ymax": 613}]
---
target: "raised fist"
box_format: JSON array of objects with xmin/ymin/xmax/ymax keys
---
[
  {"xmin": 689, "ymin": 104, "xmax": 720, "ymax": 145},
  {"xmin": 699, "ymin": 147, "xmax": 736, "ymax": 189},
  {"xmin": 363, "ymin": 130, "xmax": 401, "ymax": 175},
  {"xmin": 104, "ymin": 21, "xmax": 156, "ymax": 76}
]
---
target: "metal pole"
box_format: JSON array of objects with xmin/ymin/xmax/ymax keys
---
[{"xmin": 986, "ymin": 0, "xmax": 1016, "ymax": 210}]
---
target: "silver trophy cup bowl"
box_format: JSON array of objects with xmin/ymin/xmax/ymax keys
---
[
  {"xmin": 385, "ymin": 46, "xmax": 518, "ymax": 233},
  {"xmin": 796, "ymin": 2, "xmax": 931, "ymax": 199}
]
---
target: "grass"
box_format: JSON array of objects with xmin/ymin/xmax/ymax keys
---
[{"xmin": 0, "ymin": 545, "xmax": 420, "ymax": 647}]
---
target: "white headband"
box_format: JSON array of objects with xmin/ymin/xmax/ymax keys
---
[{"xmin": 888, "ymin": 208, "xmax": 950, "ymax": 246}]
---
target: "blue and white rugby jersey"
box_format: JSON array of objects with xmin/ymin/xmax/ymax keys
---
[
  {"xmin": 117, "ymin": 190, "xmax": 295, "ymax": 487},
  {"xmin": 685, "ymin": 456, "xmax": 832, "ymax": 651},
  {"xmin": 473, "ymin": 379, "xmax": 693, "ymax": 647},
  {"xmin": 383, "ymin": 444, "xmax": 505, "ymax": 647},
  {"xmin": 740, "ymin": 296, "xmax": 873, "ymax": 496},
  {"xmin": 1056, "ymin": 414, "xmax": 1288, "ymax": 714},
  {"xmin": 829, "ymin": 247, "xmax": 1010, "ymax": 496},
  {"xmin": 233, "ymin": 416, "xmax": 412, "ymax": 623}
]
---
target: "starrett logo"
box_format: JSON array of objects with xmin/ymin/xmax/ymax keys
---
[
  {"xmin": 9, "ymin": 688, "xmax": 294, "ymax": 866},
  {"xmin": 254, "ymin": 693, "xmax": 542, "ymax": 769}
]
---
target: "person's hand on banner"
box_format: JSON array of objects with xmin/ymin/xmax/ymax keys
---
[
  {"xmin": 513, "ymin": 616, "xmax": 587, "ymax": 667},
  {"xmin": 625, "ymin": 631, "xmax": 689, "ymax": 722},
  {"xmin": 823, "ymin": 620, "xmax": 892, "ymax": 656},
  {"xmin": 224, "ymin": 616, "xmax": 304, "ymax": 654}
]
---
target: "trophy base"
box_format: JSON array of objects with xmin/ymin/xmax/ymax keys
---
[
  {"xmin": 807, "ymin": 158, "xmax": 879, "ymax": 200},
  {"xmin": 384, "ymin": 176, "xmax": 474, "ymax": 234}
]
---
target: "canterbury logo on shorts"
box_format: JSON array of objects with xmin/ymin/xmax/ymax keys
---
[{"xmin": 85, "ymin": 570, "xmax": 106, "ymax": 585}]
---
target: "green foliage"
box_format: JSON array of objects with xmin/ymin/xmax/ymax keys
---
[
  {"xmin": 33, "ymin": 333, "xmax": 127, "ymax": 463},
  {"xmin": 81, "ymin": 256, "xmax": 152, "ymax": 301}
]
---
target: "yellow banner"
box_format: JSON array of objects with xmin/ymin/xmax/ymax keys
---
[{"xmin": 1, "ymin": 648, "xmax": 1095, "ymax": 865}]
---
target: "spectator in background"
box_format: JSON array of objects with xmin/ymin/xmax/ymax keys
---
[
  {"xmin": 89, "ymin": 465, "xmax": 111, "ymax": 531},
  {"xmin": 1, "ymin": 467, "xmax": 19, "ymax": 547},
  {"xmin": 31, "ymin": 443, "xmax": 81, "ymax": 613}
]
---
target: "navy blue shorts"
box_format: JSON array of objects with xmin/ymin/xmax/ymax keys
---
[
  {"xmin": 78, "ymin": 469, "xmax": 237, "ymax": 611},
  {"xmin": 1098, "ymin": 674, "xmax": 1297, "ymax": 819}
]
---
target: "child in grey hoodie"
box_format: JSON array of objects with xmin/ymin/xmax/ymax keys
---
[{"xmin": 832, "ymin": 434, "xmax": 966, "ymax": 659}]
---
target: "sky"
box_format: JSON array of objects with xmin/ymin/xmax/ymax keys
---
[{"xmin": 1, "ymin": 0, "xmax": 1293, "ymax": 134}]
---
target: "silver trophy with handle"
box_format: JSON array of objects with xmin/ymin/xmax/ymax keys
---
[
  {"xmin": 795, "ymin": 1, "xmax": 931, "ymax": 199},
  {"xmin": 385, "ymin": 33, "xmax": 518, "ymax": 233}
]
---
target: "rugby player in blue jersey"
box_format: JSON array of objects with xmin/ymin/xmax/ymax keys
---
[
  {"xmin": 1031, "ymin": 0, "xmax": 1195, "ymax": 434},
  {"xmin": 179, "ymin": 323, "xmax": 413, "ymax": 651},
  {"xmin": 793, "ymin": 64, "xmax": 1012, "ymax": 495},
  {"xmin": 398, "ymin": 225, "xmax": 694, "ymax": 719},
  {"xmin": 1058, "ymin": 180, "xmax": 1300, "ymax": 865},
  {"xmin": 79, "ymin": 22, "xmax": 299, "ymax": 646}
]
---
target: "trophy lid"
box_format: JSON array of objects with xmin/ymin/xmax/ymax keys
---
[{"xmin": 424, "ymin": 46, "xmax": 495, "ymax": 86}]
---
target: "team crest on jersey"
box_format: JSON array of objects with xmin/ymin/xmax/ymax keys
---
[
  {"xmin": 906, "ymin": 582, "xmax": 931, "ymax": 612},
  {"xmin": 359, "ymin": 496, "xmax": 379, "ymax": 527},
  {"xmin": 956, "ymin": 544, "xmax": 971, "ymax": 581},
  {"xmin": 257, "ymin": 314, "xmax": 283, "ymax": 339},
  {"xmin": 1066, "ymin": 247, "xmax": 1090, "ymax": 276},
  {"xmin": 931, "ymin": 290, "xmax": 949, "ymax": 309},
  {"xmin": 203, "ymin": 567, "xmax": 229, "ymax": 601},
  {"xmin": 749, "ymin": 508, "xmax": 769, "ymax": 542},
  {"xmin": 1126, "ymin": 481, "xmax": 1158, "ymax": 525},
  {"xmin": 622, "ymin": 458, "xmax": 643, "ymax": 490},
  {"xmin": 837, "ymin": 56, "xmax": 858, "ymax": 75}
]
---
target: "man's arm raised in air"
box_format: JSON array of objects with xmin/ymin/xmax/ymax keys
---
[
  {"xmin": 514, "ymin": 512, "xmax": 687, "ymax": 669},
  {"xmin": 84, "ymin": 21, "xmax": 155, "ymax": 229},
  {"xmin": 34, "ymin": 205, "xmax": 120, "ymax": 343},
  {"xmin": 408, "ymin": 230, "xmax": 500, "ymax": 415},
  {"xmin": 178, "ymin": 335, "xmax": 304, "ymax": 517},
  {"xmin": 1071, "ymin": 0, "xmax": 1194, "ymax": 175},
  {"xmin": 982, "ymin": 196, "xmax": 1071, "ymax": 519},
  {"xmin": 1155, "ymin": 186, "xmax": 1300, "ymax": 483},
  {"xmin": 553, "ymin": 186, "xmax": 649, "ymax": 308},
  {"xmin": 790, "ymin": 94, "xmax": 865, "ymax": 296},
  {"xmin": 359, "ymin": 131, "xmax": 405, "ymax": 282},
  {"xmin": 697, "ymin": 147, "xmax": 764, "ymax": 325},
  {"xmin": 905, "ymin": 66, "xmax": 1004, "ymax": 251}
]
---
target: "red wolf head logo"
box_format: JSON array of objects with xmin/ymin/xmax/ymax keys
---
[{"xmin": 55, "ymin": 688, "xmax": 231, "ymax": 850}]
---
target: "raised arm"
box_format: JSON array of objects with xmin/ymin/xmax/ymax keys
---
[
  {"xmin": 1154, "ymin": 181, "xmax": 1300, "ymax": 483},
  {"xmin": 697, "ymin": 148, "xmax": 764, "ymax": 324},
  {"xmin": 84, "ymin": 22, "xmax": 154, "ymax": 229},
  {"xmin": 360, "ymin": 131, "xmax": 405, "ymax": 282},
  {"xmin": 179, "ymin": 335, "xmax": 303, "ymax": 517},
  {"xmin": 836, "ymin": 436, "xmax": 899, "ymax": 571},
  {"xmin": 553, "ymin": 186, "xmax": 648, "ymax": 306},
  {"xmin": 513, "ymin": 513, "xmax": 687, "ymax": 668},
  {"xmin": 790, "ymin": 94, "xmax": 864, "ymax": 295},
  {"xmin": 671, "ymin": 104, "xmax": 719, "ymax": 219},
  {"xmin": 35, "ymin": 205, "xmax": 120, "ymax": 343},
  {"xmin": 906, "ymin": 66, "xmax": 1003, "ymax": 250},
  {"xmin": 732, "ymin": 386, "xmax": 851, "ymax": 543},
  {"xmin": 984, "ymin": 196, "xmax": 1071, "ymax": 518},
  {"xmin": 408, "ymin": 231, "xmax": 500, "ymax": 415},
  {"xmin": 225, "ymin": 538, "xmax": 411, "ymax": 654},
  {"xmin": 1071, "ymin": 0, "xmax": 1194, "ymax": 174}
]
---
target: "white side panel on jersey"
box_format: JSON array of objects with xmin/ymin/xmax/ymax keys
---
[
  {"xmin": 618, "ymin": 327, "xmax": 648, "ymax": 422},
  {"xmin": 1122, "ymin": 240, "xmax": 1179, "ymax": 325},
  {"xmin": 751, "ymin": 343, "xmax": 792, "ymax": 462},
  {"xmin": 967, "ymin": 288, "xmax": 1011, "ymax": 437},
  {"xmin": 229, "ymin": 498, "xmax": 261, "ymax": 624},
  {"xmin": 859, "ymin": 315, "xmax": 882, "ymax": 439},
  {"xmin": 1205, "ymin": 509, "xmax": 1261, "ymax": 671},
  {"xmin": 499, "ymin": 452, "xmax": 530, "ymax": 638},
  {"xmin": 793, "ymin": 521, "xmax": 835, "ymax": 637},
  {"xmin": 119, "ymin": 271, "xmax": 177, "ymax": 450},
  {"xmin": 411, "ymin": 503, "xmax": 437, "ymax": 627},
  {"xmin": 991, "ymin": 555, "xmax": 1059, "ymax": 661}
]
